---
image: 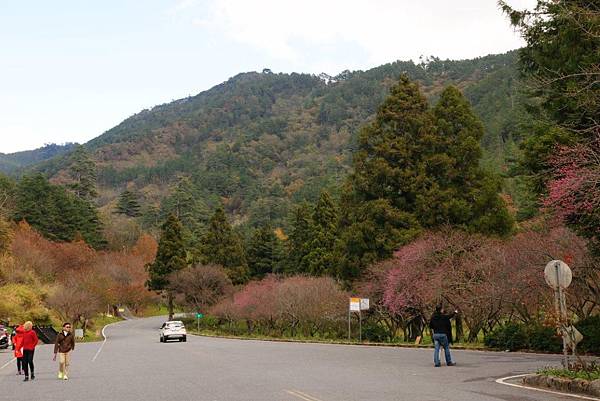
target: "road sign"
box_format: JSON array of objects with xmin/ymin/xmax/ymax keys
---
[
  {"xmin": 360, "ymin": 298, "xmax": 370, "ymax": 311},
  {"xmin": 544, "ymin": 260, "xmax": 572, "ymax": 289},
  {"xmin": 196, "ymin": 313, "xmax": 204, "ymax": 319},
  {"xmin": 349, "ymin": 298, "xmax": 360, "ymax": 311}
]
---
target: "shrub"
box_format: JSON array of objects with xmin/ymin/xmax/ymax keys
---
[
  {"xmin": 362, "ymin": 320, "xmax": 391, "ymax": 342},
  {"xmin": 485, "ymin": 323, "xmax": 528, "ymax": 351},
  {"xmin": 576, "ymin": 315, "xmax": 600, "ymax": 355},
  {"xmin": 484, "ymin": 322, "xmax": 562, "ymax": 352}
]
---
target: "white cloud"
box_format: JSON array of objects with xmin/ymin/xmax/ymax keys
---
[{"xmin": 179, "ymin": 0, "xmax": 536, "ymax": 73}]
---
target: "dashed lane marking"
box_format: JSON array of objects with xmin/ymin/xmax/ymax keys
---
[
  {"xmin": 0, "ymin": 357, "xmax": 16, "ymax": 371},
  {"xmin": 285, "ymin": 389, "xmax": 324, "ymax": 401}
]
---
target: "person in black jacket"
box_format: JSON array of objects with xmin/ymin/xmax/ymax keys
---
[{"xmin": 429, "ymin": 305, "xmax": 457, "ymax": 367}]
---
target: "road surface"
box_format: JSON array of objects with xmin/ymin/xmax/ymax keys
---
[{"xmin": 0, "ymin": 316, "xmax": 585, "ymax": 401}]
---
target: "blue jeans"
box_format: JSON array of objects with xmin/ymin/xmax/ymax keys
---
[{"xmin": 433, "ymin": 333, "xmax": 452, "ymax": 366}]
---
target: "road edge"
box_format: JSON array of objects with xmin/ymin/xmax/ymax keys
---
[
  {"xmin": 496, "ymin": 374, "xmax": 600, "ymax": 401},
  {"xmin": 92, "ymin": 320, "xmax": 125, "ymax": 362}
]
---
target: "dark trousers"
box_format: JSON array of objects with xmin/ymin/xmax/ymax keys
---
[
  {"xmin": 17, "ymin": 357, "xmax": 23, "ymax": 372},
  {"xmin": 22, "ymin": 349, "xmax": 34, "ymax": 377}
]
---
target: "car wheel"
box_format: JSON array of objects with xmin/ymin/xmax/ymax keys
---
[
  {"xmin": 160, "ymin": 336, "xmax": 163, "ymax": 343},
  {"xmin": 182, "ymin": 336, "xmax": 187, "ymax": 342}
]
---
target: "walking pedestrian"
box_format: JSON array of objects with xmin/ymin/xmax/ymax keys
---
[
  {"xmin": 12, "ymin": 325, "xmax": 24, "ymax": 375},
  {"xmin": 21, "ymin": 321, "xmax": 38, "ymax": 381},
  {"xmin": 53, "ymin": 322, "xmax": 75, "ymax": 380},
  {"xmin": 429, "ymin": 305, "xmax": 457, "ymax": 367}
]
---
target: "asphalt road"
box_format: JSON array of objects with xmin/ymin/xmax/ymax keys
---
[{"xmin": 0, "ymin": 316, "xmax": 586, "ymax": 401}]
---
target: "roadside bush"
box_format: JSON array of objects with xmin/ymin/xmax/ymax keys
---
[
  {"xmin": 484, "ymin": 323, "xmax": 562, "ymax": 352},
  {"xmin": 576, "ymin": 315, "xmax": 600, "ymax": 354},
  {"xmin": 485, "ymin": 323, "xmax": 528, "ymax": 351},
  {"xmin": 362, "ymin": 320, "xmax": 391, "ymax": 342}
]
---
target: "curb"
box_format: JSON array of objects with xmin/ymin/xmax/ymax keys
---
[
  {"xmin": 496, "ymin": 374, "xmax": 600, "ymax": 400},
  {"xmin": 188, "ymin": 331, "xmax": 488, "ymax": 351}
]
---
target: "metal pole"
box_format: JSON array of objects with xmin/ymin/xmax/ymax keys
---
[
  {"xmin": 359, "ymin": 310, "xmax": 362, "ymax": 342},
  {"xmin": 348, "ymin": 309, "xmax": 351, "ymax": 340},
  {"xmin": 555, "ymin": 262, "xmax": 569, "ymax": 368}
]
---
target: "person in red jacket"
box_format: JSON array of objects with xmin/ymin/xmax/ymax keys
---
[
  {"xmin": 12, "ymin": 325, "xmax": 24, "ymax": 375},
  {"xmin": 21, "ymin": 321, "xmax": 38, "ymax": 381}
]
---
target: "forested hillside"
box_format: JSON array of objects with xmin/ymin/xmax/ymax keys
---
[
  {"xmin": 0, "ymin": 143, "xmax": 76, "ymax": 175},
  {"xmin": 34, "ymin": 51, "xmax": 523, "ymax": 231}
]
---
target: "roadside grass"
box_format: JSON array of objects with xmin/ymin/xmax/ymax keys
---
[
  {"xmin": 185, "ymin": 325, "xmax": 487, "ymax": 350},
  {"xmin": 79, "ymin": 314, "xmax": 123, "ymax": 342},
  {"xmin": 537, "ymin": 366, "xmax": 600, "ymax": 381}
]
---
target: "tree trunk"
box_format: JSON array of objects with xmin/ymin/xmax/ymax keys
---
[
  {"xmin": 167, "ymin": 291, "xmax": 174, "ymax": 320},
  {"xmin": 455, "ymin": 314, "xmax": 464, "ymax": 342}
]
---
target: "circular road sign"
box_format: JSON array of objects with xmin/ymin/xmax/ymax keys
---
[{"xmin": 544, "ymin": 260, "xmax": 572, "ymax": 289}]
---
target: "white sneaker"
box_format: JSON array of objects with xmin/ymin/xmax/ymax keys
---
[{"xmin": 63, "ymin": 375, "xmax": 68, "ymax": 380}]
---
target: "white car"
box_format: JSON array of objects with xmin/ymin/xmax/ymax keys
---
[{"xmin": 159, "ymin": 321, "xmax": 187, "ymax": 343}]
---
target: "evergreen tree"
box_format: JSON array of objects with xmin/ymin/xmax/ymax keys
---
[
  {"xmin": 200, "ymin": 207, "xmax": 247, "ymax": 284},
  {"xmin": 67, "ymin": 145, "xmax": 97, "ymax": 200},
  {"xmin": 285, "ymin": 203, "xmax": 313, "ymax": 274},
  {"xmin": 160, "ymin": 175, "xmax": 209, "ymax": 254},
  {"xmin": 115, "ymin": 190, "xmax": 141, "ymax": 217},
  {"xmin": 499, "ymin": 1, "xmax": 599, "ymax": 195},
  {"xmin": 0, "ymin": 216, "xmax": 11, "ymax": 254},
  {"xmin": 146, "ymin": 214, "xmax": 187, "ymax": 320},
  {"xmin": 338, "ymin": 77, "xmax": 512, "ymax": 281},
  {"xmin": 304, "ymin": 191, "xmax": 338, "ymax": 276},
  {"xmin": 13, "ymin": 174, "xmax": 105, "ymax": 248},
  {"xmin": 246, "ymin": 223, "xmax": 282, "ymax": 278}
]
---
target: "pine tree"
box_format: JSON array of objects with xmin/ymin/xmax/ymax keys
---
[
  {"xmin": 304, "ymin": 191, "xmax": 338, "ymax": 276},
  {"xmin": 115, "ymin": 190, "xmax": 141, "ymax": 217},
  {"xmin": 246, "ymin": 223, "xmax": 282, "ymax": 279},
  {"xmin": 285, "ymin": 203, "xmax": 313, "ymax": 274},
  {"xmin": 67, "ymin": 145, "xmax": 97, "ymax": 201},
  {"xmin": 13, "ymin": 174, "xmax": 105, "ymax": 248},
  {"xmin": 146, "ymin": 214, "xmax": 187, "ymax": 320},
  {"xmin": 200, "ymin": 207, "xmax": 247, "ymax": 284}
]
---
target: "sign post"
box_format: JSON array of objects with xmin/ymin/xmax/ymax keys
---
[
  {"xmin": 196, "ymin": 312, "xmax": 203, "ymax": 333},
  {"xmin": 544, "ymin": 260, "xmax": 574, "ymax": 368},
  {"xmin": 348, "ymin": 298, "xmax": 369, "ymax": 342}
]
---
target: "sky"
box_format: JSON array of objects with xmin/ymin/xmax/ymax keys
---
[{"xmin": 0, "ymin": 0, "xmax": 536, "ymax": 154}]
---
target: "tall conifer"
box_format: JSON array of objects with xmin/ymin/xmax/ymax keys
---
[{"xmin": 146, "ymin": 213, "xmax": 186, "ymax": 320}]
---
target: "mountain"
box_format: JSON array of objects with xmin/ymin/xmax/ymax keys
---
[
  {"xmin": 0, "ymin": 143, "xmax": 77, "ymax": 175},
  {"xmin": 35, "ymin": 51, "xmax": 525, "ymax": 230}
]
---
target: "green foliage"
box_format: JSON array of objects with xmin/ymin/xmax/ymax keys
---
[
  {"xmin": 66, "ymin": 144, "xmax": 97, "ymax": 200},
  {"xmin": 146, "ymin": 214, "xmax": 187, "ymax": 291},
  {"xmin": 500, "ymin": 0, "xmax": 600, "ymax": 206},
  {"xmin": 339, "ymin": 77, "xmax": 512, "ymax": 280},
  {"xmin": 0, "ymin": 143, "xmax": 76, "ymax": 175},
  {"xmin": 576, "ymin": 315, "xmax": 600, "ymax": 355},
  {"xmin": 115, "ymin": 189, "xmax": 142, "ymax": 217},
  {"xmin": 285, "ymin": 203, "xmax": 313, "ymax": 274},
  {"xmin": 304, "ymin": 191, "xmax": 338, "ymax": 276},
  {"xmin": 0, "ymin": 217, "xmax": 12, "ymax": 254},
  {"xmin": 246, "ymin": 224, "xmax": 283, "ymax": 278},
  {"xmin": 73, "ymin": 52, "xmax": 528, "ymax": 228},
  {"xmin": 159, "ymin": 175, "xmax": 209, "ymax": 250},
  {"xmin": 13, "ymin": 174, "xmax": 105, "ymax": 248},
  {"xmin": 0, "ymin": 283, "xmax": 52, "ymax": 324},
  {"xmin": 484, "ymin": 323, "xmax": 562, "ymax": 352},
  {"xmin": 199, "ymin": 207, "xmax": 247, "ymax": 284}
]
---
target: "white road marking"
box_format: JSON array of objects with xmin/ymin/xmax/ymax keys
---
[
  {"xmin": 0, "ymin": 357, "xmax": 16, "ymax": 371},
  {"xmin": 496, "ymin": 374, "xmax": 600, "ymax": 400},
  {"xmin": 285, "ymin": 389, "xmax": 324, "ymax": 401},
  {"xmin": 92, "ymin": 321, "xmax": 121, "ymax": 362}
]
